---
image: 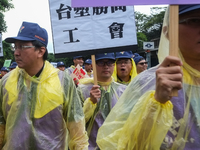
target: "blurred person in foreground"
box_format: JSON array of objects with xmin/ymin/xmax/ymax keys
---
[
  {"xmin": 112, "ymin": 51, "xmax": 137, "ymax": 85},
  {"xmin": 133, "ymin": 53, "xmax": 148, "ymax": 74},
  {"xmin": 77, "ymin": 53, "xmax": 126, "ymax": 149},
  {"xmin": 97, "ymin": 5, "xmax": 200, "ymax": 149},
  {"xmin": 1, "ymin": 21, "xmax": 88, "ymax": 149}
]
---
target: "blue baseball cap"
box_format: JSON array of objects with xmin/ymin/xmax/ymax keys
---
[
  {"xmin": 57, "ymin": 61, "xmax": 65, "ymax": 67},
  {"xmin": 116, "ymin": 51, "xmax": 133, "ymax": 59},
  {"xmin": 9, "ymin": 62, "xmax": 17, "ymax": 69},
  {"xmin": 179, "ymin": 5, "xmax": 200, "ymax": 15},
  {"xmin": 73, "ymin": 56, "xmax": 83, "ymax": 59},
  {"xmin": 95, "ymin": 53, "xmax": 115, "ymax": 61},
  {"xmin": 5, "ymin": 21, "xmax": 48, "ymax": 46},
  {"xmin": 1, "ymin": 67, "xmax": 9, "ymax": 72},
  {"xmin": 85, "ymin": 59, "xmax": 92, "ymax": 64},
  {"xmin": 133, "ymin": 53, "xmax": 144, "ymax": 65}
]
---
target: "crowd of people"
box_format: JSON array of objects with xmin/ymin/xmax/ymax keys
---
[{"xmin": 0, "ymin": 4, "xmax": 199, "ymax": 150}]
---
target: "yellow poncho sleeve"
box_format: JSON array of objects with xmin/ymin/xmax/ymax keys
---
[
  {"xmin": 97, "ymin": 65, "xmax": 173, "ymax": 150},
  {"xmin": 83, "ymin": 98, "xmax": 97, "ymax": 123}
]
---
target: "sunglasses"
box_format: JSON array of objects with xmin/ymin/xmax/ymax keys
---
[
  {"xmin": 96, "ymin": 60, "xmax": 115, "ymax": 67},
  {"xmin": 138, "ymin": 62, "xmax": 148, "ymax": 65},
  {"xmin": 179, "ymin": 17, "xmax": 200, "ymax": 28},
  {"xmin": 116, "ymin": 60, "xmax": 131, "ymax": 65}
]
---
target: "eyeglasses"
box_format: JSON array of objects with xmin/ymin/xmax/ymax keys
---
[
  {"xmin": 116, "ymin": 60, "xmax": 131, "ymax": 65},
  {"xmin": 96, "ymin": 60, "xmax": 115, "ymax": 67},
  {"xmin": 179, "ymin": 17, "xmax": 200, "ymax": 27},
  {"xmin": 11, "ymin": 45, "xmax": 35, "ymax": 51},
  {"xmin": 138, "ymin": 62, "xmax": 148, "ymax": 65}
]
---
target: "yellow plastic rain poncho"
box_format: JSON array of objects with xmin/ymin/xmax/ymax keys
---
[
  {"xmin": 77, "ymin": 78, "xmax": 126, "ymax": 150},
  {"xmin": 0, "ymin": 61, "xmax": 88, "ymax": 150},
  {"xmin": 67, "ymin": 65, "xmax": 76, "ymax": 75},
  {"xmin": 97, "ymin": 6, "xmax": 200, "ymax": 150},
  {"xmin": 112, "ymin": 58, "xmax": 137, "ymax": 85}
]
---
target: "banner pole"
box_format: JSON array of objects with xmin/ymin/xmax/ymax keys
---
[
  {"xmin": 169, "ymin": 5, "xmax": 179, "ymax": 96},
  {"xmin": 91, "ymin": 55, "xmax": 98, "ymax": 85}
]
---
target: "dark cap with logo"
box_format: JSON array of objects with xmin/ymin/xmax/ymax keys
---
[
  {"xmin": 73, "ymin": 56, "xmax": 83, "ymax": 60},
  {"xmin": 9, "ymin": 62, "xmax": 17, "ymax": 69},
  {"xmin": 133, "ymin": 53, "xmax": 144, "ymax": 65},
  {"xmin": 5, "ymin": 21, "xmax": 48, "ymax": 46},
  {"xmin": 84, "ymin": 59, "xmax": 92, "ymax": 65},
  {"xmin": 95, "ymin": 53, "xmax": 115, "ymax": 61},
  {"xmin": 57, "ymin": 61, "xmax": 65, "ymax": 67},
  {"xmin": 1, "ymin": 67, "xmax": 9, "ymax": 72},
  {"xmin": 115, "ymin": 51, "xmax": 133, "ymax": 59}
]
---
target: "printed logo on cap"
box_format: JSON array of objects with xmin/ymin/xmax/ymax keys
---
[
  {"xmin": 20, "ymin": 26, "xmax": 25, "ymax": 33},
  {"xmin": 35, "ymin": 35, "xmax": 45, "ymax": 42},
  {"xmin": 120, "ymin": 51, "xmax": 125, "ymax": 54}
]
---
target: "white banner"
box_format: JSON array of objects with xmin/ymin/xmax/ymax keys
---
[
  {"xmin": 49, "ymin": 0, "xmax": 137, "ymax": 57},
  {"xmin": 0, "ymin": 33, "xmax": 3, "ymax": 57}
]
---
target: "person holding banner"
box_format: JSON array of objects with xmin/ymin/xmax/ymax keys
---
[
  {"xmin": 67, "ymin": 56, "xmax": 85, "ymax": 85},
  {"xmin": 1, "ymin": 21, "xmax": 88, "ymax": 150},
  {"xmin": 97, "ymin": 5, "xmax": 200, "ymax": 149},
  {"xmin": 67, "ymin": 56, "xmax": 84, "ymax": 75},
  {"xmin": 112, "ymin": 51, "xmax": 137, "ymax": 85},
  {"xmin": 77, "ymin": 53, "xmax": 126, "ymax": 150}
]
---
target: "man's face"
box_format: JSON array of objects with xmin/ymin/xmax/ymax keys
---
[
  {"xmin": 179, "ymin": 9, "xmax": 200, "ymax": 62},
  {"xmin": 84, "ymin": 63, "xmax": 92, "ymax": 72},
  {"xmin": 96, "ymin": 59, "xmax": 115, "ymax": 82},
  {"xmin": 116, "ymin": 58, "xmax": 132, "ymax": 80},
  {"xmin": 73, "ymin": 58, "xmax": 84, "ymax": 67},
  {"xmin": 57, "ymin": 66, "xmax": 65, "ymax": 71},
  {"xmin": 1, "ymin": 71, "xmax": 8, "ymax": 77},
  {"xmin": 136, "ymin": 59, "xmax": 148, "ymax": 74},
  {"xmin": 14, "ymin": 41, "xmax": 39, "ymax": 71}
]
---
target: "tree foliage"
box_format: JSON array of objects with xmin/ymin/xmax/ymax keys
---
[
  {"xmin": 47, "ymin": 53, "xmax": 74, "ymax": 68},
  {"xmin": 0, "ymin": 0, "xmax": 14, "ymax": 67},
  {"xmin": 0, "ymin": 41, "xmax": 14, "ymax": 67},
  {"xmin": 0, "ymin": 0, "xmax": 14, "ymax": 33},
  {"xmin": 135, "ymin": 6, "xmax": 167, "ymax": 49}
]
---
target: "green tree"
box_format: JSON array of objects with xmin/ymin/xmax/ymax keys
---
[
  {"xmin": 137, "ymin": 32, "xmax": 147, "ymax": 50},
  {"xmin": 0, "ymin": 0, "xmax": 14, "ymax": 32},
  {"xmin": 144, "ymin": 7, "xmax": 166, "ymax": 41},
  {"xmin": 0, "ymin": 41, "xmax": 14, "ymax": 67},
  {"xmin": 0, "ymin": 0, "xmax": 14, "ymax": 67},
  {"xmin": 135, "ymin": 7, "xmax": 167, "ymax": 41},
  {"xmin": 47, "ymin": 53, "xmax": 73, "ymax": 68},
  {"xmin": 134, "ymin": 11, "xmax": 148, "ymax": 33}
]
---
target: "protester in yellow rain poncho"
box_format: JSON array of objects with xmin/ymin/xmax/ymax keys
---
[
  {"xmin": 97, "ymin": 5, "xmax": 200, "ymax": 149},
  {"xmin": 112, "ymin": 51, "xmax": 137, "ymax": 85},
  {"xmin": 0, "ymin": 21, "xmax": 88, "ymax": 150},
  {"xmin": 78, "ymin": 53, "xmax": 126, "ymax": 150},
  {"xmin": 133, "ymin": 53, "xmax": 148, "ymax": 74},
  {"xmin": 67, "ymin": 56, "xmax": 84, "ymax": 75}
]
